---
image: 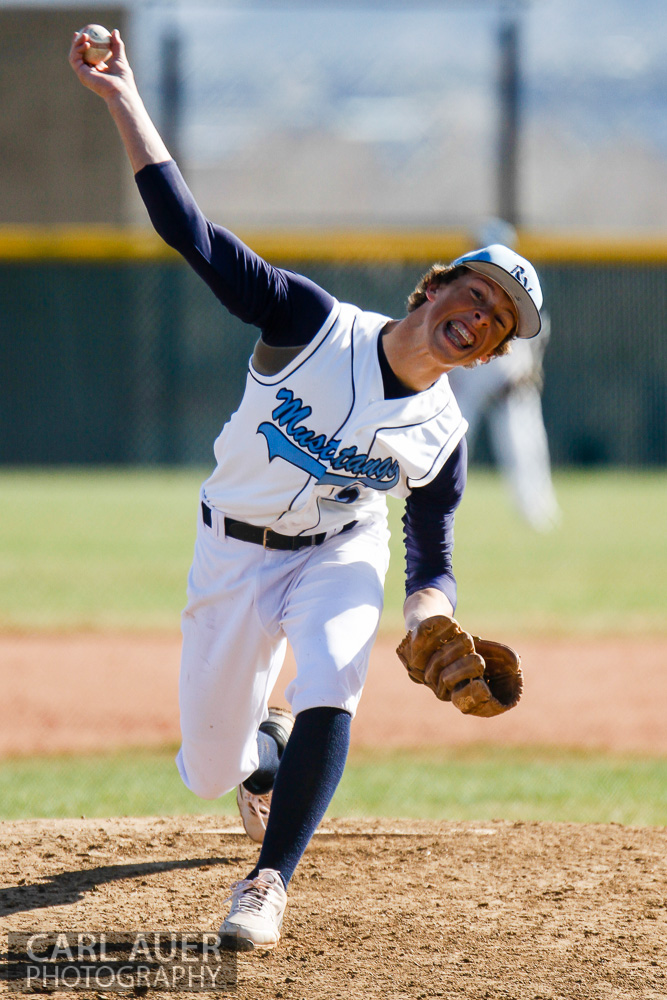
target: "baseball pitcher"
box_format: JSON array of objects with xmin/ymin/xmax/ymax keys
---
[{"xmin": 70, "ymin": 28, "xmax": 539, "ymax": 952}]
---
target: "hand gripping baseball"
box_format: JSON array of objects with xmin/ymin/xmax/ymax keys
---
[
  {"xmin": 396, "ymin": 615, "xmax": 522, "ymax": 717},
  {"xmin": 69, "ymin": 28, "xmax": 134, "ymax": 100}
]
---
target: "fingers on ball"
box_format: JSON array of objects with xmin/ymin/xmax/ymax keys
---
[{"xmin": 75, "ymin": 24, "xmax": 112, "ymax": 66}]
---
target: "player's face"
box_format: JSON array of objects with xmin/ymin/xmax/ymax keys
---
[{"xmin": 423, "ymin": 272, "xmax": 518, "ymax": 368}]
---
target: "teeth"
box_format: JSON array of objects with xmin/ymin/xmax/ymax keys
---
[{"xmin": 448, "ymin": 321, "xmax": 474, "ymax": 347}]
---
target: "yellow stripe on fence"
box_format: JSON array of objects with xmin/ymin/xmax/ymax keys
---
[
  {"xmin": 0, "ymin": 227, "xmax": 178, "ymax": 261},
  {"xmin": 0, "ymin": 226, "xmax": 666, "ymax": 264}
]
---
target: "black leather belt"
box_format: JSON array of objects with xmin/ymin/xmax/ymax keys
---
[{"xmin": 201, "ymin": 502, "xmax": 356, "ymax": 551}]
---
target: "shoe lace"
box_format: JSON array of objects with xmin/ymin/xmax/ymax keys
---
[
  {"xmin": 225, "ymin": 872, "xmax": 282, "ymax": 915},
  {"xmin": 246, "ymin": 792, "xmax": 271, "ymax": 818}
]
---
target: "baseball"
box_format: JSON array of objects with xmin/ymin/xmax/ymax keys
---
[{"xmin": 77, "ymin": 24, "xmax": 112, "ymax": 66}]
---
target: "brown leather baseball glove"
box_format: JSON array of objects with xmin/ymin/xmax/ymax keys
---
[{"xmin": 396, "ymin": 615, "xmax": 523, "ymax": 718}]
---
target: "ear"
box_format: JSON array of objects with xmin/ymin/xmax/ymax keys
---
[
  {"xmin": 478, "ymin": 355, "xmax": 493, "ymax": 365},
  {"xmin": 425, "ymin": 284, "xmax": 437, "ymax": 303}
]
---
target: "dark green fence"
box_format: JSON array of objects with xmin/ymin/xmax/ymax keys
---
[{"xmin": 1, "ymin": 259, "xmax": 666, "ymax": 466}]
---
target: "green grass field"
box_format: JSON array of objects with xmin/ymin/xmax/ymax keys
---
[
  {"xmin": 1, "ymin": 467, "xmax": 665, "ymax": 822},
  {"xmin": 1, "ymin": 745, "xmax": 665, "ymax": 825},
  {"xmin": 0, "ymin": 467, "xmax": 665, "ymax": 635}
]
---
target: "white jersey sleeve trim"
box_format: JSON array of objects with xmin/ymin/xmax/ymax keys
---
[
  {"xmin": 248, "ymin": 300, "xmax": 342, "ymax": 385},
  {"xmin": 405, "ymin": 417, "xmax": 468, "ymax": 490}
]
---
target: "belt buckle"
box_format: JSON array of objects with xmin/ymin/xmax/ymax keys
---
[{"xmin": 262, "ymin": 527, "xmax": 271, "ymax": 549}]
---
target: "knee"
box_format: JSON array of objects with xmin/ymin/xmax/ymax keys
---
[
  {"xmin": 185, "ymin": 773, "xmax": 233, "ymax": 800},
  {"xmin": 176, "ymin": 746, "xmax": 249, "ymax": 800}
]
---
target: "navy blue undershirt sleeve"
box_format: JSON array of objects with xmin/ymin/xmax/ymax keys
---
[
  {"xmin": 134, "ymin": 159, "xmax": 334, "ymax": 346},
  {"xmin": 377, "ymin": 334, "xmax": 465, "ymax": 608},
  {"xmin": 402, "ymin": 438, "xmax": 467, "ymax": 611}
]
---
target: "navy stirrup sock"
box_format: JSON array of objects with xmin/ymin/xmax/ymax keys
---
[
  {"xmin": 242, "ymin": 730, "xmax": 282, "ymax": 795},
  {"xmin": 247, "ymin": 706, "xmax": 351, "ymax": 888}
]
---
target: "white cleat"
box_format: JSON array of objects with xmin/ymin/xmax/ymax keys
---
[
  {"xmin": 236, "ymin": 707, "xmax": 294, "ymax": 844},
  {"xmin": 218, "ymin": 869, "xmax": 287, "ymax": 951},
  {"xmin": 258, "ymin": 706, "xmax": 295, "ymax": 752},
  {"xmin": 236, "ymin": 784, "xmax": 272, "ymax": 844}
]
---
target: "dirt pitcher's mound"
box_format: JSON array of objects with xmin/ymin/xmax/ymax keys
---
[{"xmin": 2, "ymin": 816, "xmax": 666, "ymax": 999}]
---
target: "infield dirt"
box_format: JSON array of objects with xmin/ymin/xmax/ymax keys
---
[
  {"xmin": 2, "ymin": 816, "xmax": 666, "ymax": 999},
  {"xmin": 2, "ymin": 633, "xmax": 666, "ymax": 755},
  {"xmin": 1, "ymin": 632, "xmax": 666, "ymax": 999}
]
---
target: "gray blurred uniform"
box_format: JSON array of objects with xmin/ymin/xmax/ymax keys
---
[{"xmin": 447, "ymin": 220, "xmax": 561, "ymax": 533}]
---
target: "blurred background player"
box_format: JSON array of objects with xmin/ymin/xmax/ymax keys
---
[{"xmin": 447, "ymin": 219, "xmax": 561, "ymax": 532}]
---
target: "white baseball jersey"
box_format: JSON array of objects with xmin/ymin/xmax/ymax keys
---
[
  {"xmin": 133, "ymin": 158, "xmax": 471, "ymax": 801},
  {"xmin": 202, "ymin": 300, "xmax": 468, "ymax": 536}
]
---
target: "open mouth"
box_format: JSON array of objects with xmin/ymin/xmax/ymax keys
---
[{"xmin": 444, "ymin": 320, "xmax": 475, "ymax": 351}]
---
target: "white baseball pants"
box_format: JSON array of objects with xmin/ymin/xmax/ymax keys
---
[{"xmin": 176, "ymin": 505, "xmax": 390, "ymax": 800}]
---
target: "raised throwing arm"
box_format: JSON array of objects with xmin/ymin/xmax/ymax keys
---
[{"xmin": 69, "ymin": 29, "xmax": 170, "ymax": 173}]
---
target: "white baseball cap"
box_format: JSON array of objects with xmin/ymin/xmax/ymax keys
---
[{"xmin": 452, "ymin": 244, "xmax": 543, "ymax": 339}]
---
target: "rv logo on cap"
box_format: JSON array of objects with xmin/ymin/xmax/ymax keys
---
[{"xmin": 510, "ymin": 264, "xmax": 532, "ymax": 293}]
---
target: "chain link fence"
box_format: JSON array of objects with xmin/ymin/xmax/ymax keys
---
[{"xmin": 1, "ymin": 256, "xmax": 666, "ymax": 466}]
